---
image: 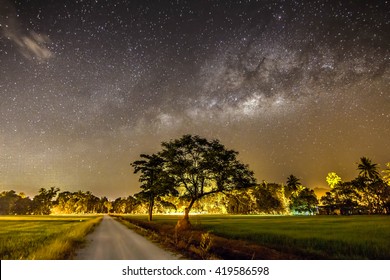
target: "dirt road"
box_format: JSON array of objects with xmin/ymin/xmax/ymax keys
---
[{"xmin": 74, "ymin": 215, "xmax": 179, "ymax": 260}]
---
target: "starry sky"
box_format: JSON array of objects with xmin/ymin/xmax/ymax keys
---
[{"xmin": 0, "ymin": 0, "xmax": 389, "ymax": 199}]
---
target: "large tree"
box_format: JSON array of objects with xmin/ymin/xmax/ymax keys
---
[
  {"xmin": 160, "ymin": 134, "xmax": 257, "ymax": 221},
  {"xmin": 131, "ymin": 153, "xmax": 177, "ymax": 221}
]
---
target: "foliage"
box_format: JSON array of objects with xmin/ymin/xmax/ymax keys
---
[
  {"xmin": 326, "ymin": 172, "xmax": 342, "ymax": 189},
  {"xmin": 159, "ymin": 134, "xmax": 257, "ymax": 219},
  {"xmin": 289, "ymin": 187, "xmax": 318, "ymax": 214},
  {"xmin": 382, "ymin": 162, "xmax": 390, "ymax": 186},
  {"xmin": 225, "ymin": 188, "xmax": 256, "ymax": 214},
  {"xmin": 285, "ymin": 174, "xmax": 301, "ymax": 199},
  {"xmin": 32, "ymin": 187, "xmax": 59, "ymax": 215},
  {"xmin": 1, "ymin": 156, "xmax": 388, "ymax": 216},
  {"xmin": 0, "ymin": 191, "xmax": 32, "ymax": 215},
  {"xmin": 131, "ymin": 153, "xmax": 177, "ymax": 221},
  {"xmin": 112, "ymin": 196, "xmax": 139, "ymax": 214},
  {"xmin": 357, "ymin": 156, "xmax": 380, "ymax": 180},
  {"xmin": 53, "ymin": 191, "xmax": 113, "ymax": 214},
  {"xmin": 320, "ymin": 157, "xmax": 390, "ymax": 215},
  {"xmin": 253, "ymin": 182, "xmax": 286, "ymax": 214}
]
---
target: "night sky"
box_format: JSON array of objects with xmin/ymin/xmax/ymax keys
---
[{"xmin": 0, "ymin": 0, "xmax": 389, "ymax": 199}]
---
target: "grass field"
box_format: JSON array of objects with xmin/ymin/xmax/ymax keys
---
[
  {"xmin": 0, "ymin": 215, "xmax": 102, "ymax": 260},
  {"xmin": 123, "ymin": 214, "xmax": 390, "ymax": 259}
]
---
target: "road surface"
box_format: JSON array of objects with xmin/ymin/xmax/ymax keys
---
[{"xmin": 75, "ymin": 215, "xmax": 180, "ymax": 260}]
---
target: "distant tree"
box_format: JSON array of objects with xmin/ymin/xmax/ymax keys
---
[
  {"xmin": 154, "ymin": 198, "xmax": 177, "ymax": 214},
  {"xmin": 253, "ymin": 182, "xmax": 286, "ymax": 214},
  {"xmin": 289, "ymin": 187, "xmax": 318, "ymax": 214},
  {"xmin": 195, "ymin": 192, "xmax": 227, "ymax": 214},
  {"xmin": 284, "ymin": 174, "xmax": 301, "ymax": 199},
  {"xmin": 382, "ymin": 162, "xmax": 390, "ymax": 186},
  {"xmin": 54, "ymin": 191, "xmax": 73, "ymax": 214},
  {"xmin": 333, "ymin": 181, "xmax": 361, "ymax": 215},
  {"xmin": 0, "ymin": 190, "xmax": 18, "ymax": 214},
  {"xmin": 354, "ymin": 158, "xmax": 389, "ymax": 214},
  {"xmin": 320, "ymin": 192, "xmax": 337, "ymax": 215},
  {"xmin": 0, "ymin": 190, "xmax": 32, "ymax": 215},
  {"xmin": 357, "ymin": 157, "xmax": 380, "ymax": 181},
  {"xmin": 13, "ymin": 192, "xmax": 32, "ymax": 215},
  {"xmin": 226, "ymin": 188, "xmax": 256, "ymax": 214},
  {"xmin": 100, "ymin": 197, "xmax": 112, "ymax": 213},
  {"xmin": 112, "ymin": 196, "xmax": 139, "ymax": 214},
  {"xmin": 320, "ymin": 158, "xmax": 390, "ymax": 215},
  {"xmin": 32, "ymin": 187, "xmax": 59, "ymax": 215},
  {"xmin": 352, "ymin": 176, "xmax": 389, "ymax": 214},
  {"xmin": 132, "ymin": 153, "xmax": 177, "ymax": 221},
  {"xmin": 126, "ymin": 195, "xmax": 140, "ymax": 213},
  {"xmin": 160, "ymin": 135, "xmax": 257, "ymax": 224},
  {"xmin": 326, "ymin": 172, "xmax": 342, "ymax": 189},
  {"xmin": 381, "ymin": 163, "xmax": 390, "ymax": 214}
]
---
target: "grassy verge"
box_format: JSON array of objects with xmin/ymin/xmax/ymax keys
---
[
  {"xmin": 0, "ymin": 215, "xmax": 103, "ymax": 259},
  {"xmin": 119, "ymin": 214, "xmax": 390, "ymax": 259}
]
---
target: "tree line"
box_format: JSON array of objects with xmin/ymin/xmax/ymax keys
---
[
  {"xmin": 1, "ymin": 135, "xmax": 389, "ymax": 217},
  {"xmin": 320, "ymin": 158, "xmax": 390, "ymax": 215},
  {"xmin": 130, "ymin": 135, "xmax": 390, "ymax": 219},
  {"xmin": 0, "ymin": 188, "xmax": 110, "ymax": 215}
]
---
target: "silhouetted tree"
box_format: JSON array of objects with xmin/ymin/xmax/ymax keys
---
[
  {"xmin": 357, "ymin": 157, "xmax": 380, "ymax": 181},
  {"xmin": 320, "ymin": 192, "xmax": 337, "ymax": 215},
  {"xmin": 354, "ymin": 157, "xmax": 388, "ymax": 214},
  {"xmin": 284, "ymin": 174, "xmax": 301, "ymax": 200},
  {"xmin": 32, "ymin": 187, "xmax": 59, "ymax": 215},
  {"xmin": 132, "ymin": 153, "xmax": 177, "ymax": 221},
  {"xmin": 13, "ymin": 193, "xmax": 32, "ymax": 214},
  {"xmin": 253, "ymin": 182, "xmax": 286, "ymax": 214},
  {"xmin": 160, "ymin": 135, "xmax": 257, "ymax": 223},
  {"xmin": 0, "ymin": 190, "xmax": 32, "ymax": 215}
]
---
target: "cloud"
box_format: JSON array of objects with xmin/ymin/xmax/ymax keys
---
[{"xmin": 0, "ymin": 0, "xmax": 53, "ymax": 61}]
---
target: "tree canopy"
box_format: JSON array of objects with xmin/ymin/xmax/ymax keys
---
[
  {"xmin": 133, "ymin": 134, "xmax": 258, "ymax": 220},
  {"xmin": 131, "ymin": 153, "xmax": 177, "ymax": 221}
]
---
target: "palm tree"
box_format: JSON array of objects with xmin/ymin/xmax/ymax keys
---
[
  {"xmin": 285, "ymin": 174, "xmax": 301, "ymax": 199},
  {"xmin": 286, "ymin": 174, "xmax": 301, "ymax": 191},
  {"xmin": 357, "ymin": 157, "xmax": 380, "ymax": 180}
]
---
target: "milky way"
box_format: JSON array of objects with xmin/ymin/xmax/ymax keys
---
[{"xmin": 0, "ymin": 0, "xmax": 389, "ymax": 198}]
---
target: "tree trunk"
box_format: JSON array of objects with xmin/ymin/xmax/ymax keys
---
[
  {"xmin": 183, "ymin": 207, "xmax": 190, "ymax": 220},
  {"xmin": 175, "ymin": 199, "xmax": 196, "ymax": 231},
  {"xmin": 148, "ymin": 199, "xmax": 154, "ymax": 221},
  {"xmin": 183, "ymin": 199, "xmax": 196, "ymax": 220}
]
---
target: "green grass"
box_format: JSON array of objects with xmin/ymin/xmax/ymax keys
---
[
  {"xmin": 0, "ymin": 215, "xmax": 103, "ymax": 259},
  {"xmin": 123, "ymin": 214, "xmax": 390, "ymax": 259}
]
